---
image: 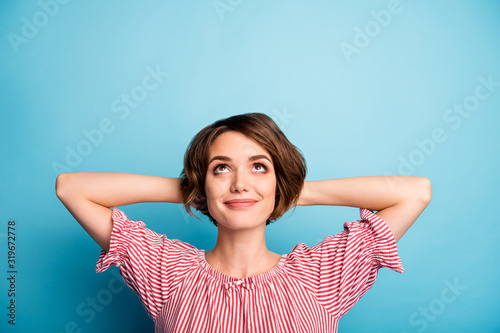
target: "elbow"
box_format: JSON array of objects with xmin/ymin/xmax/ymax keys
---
[
  {"xmin": 418, "ymin": 177, "xmax": 432, "ymax": 205},
  {"xmin": 55, "ymin": 172, "xmax": 73, "ymax": 200},
  {"xmin": 55, "ymin": 173, "xmax": 65, "ymax": 199}
]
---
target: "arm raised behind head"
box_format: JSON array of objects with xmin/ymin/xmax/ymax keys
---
[
  {"xmin": 296, "ymin": 176, "xmax": 432, "ymax": 242},
  {"xmin": 55, "ymin": 172, "xmax": 183, "ymax": 251}
]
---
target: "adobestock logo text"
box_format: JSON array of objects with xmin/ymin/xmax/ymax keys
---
[
  {"xmin": 51, "ymin": 65, "xmax": 168, "ymax": 175},
  {"xmin": 7, "ymin": 0, "xmax": 71, "ymax": 53},
  {"xmin": 386, "ymin": 74, "xmax": 499, "ymax": 177}
]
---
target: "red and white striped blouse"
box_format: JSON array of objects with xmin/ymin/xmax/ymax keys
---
[{"xmin": 96, "ymin": 208, "xmax": 403, "ymax": 333}]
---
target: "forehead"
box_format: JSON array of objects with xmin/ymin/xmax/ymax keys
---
[{"xmin": 208, "ymin": 131, "xmax": 271, "ymax": 159}]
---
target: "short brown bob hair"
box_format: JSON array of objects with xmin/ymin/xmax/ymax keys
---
[{"xmin": 180, "ymin": 113, "xmax": 307, "ymax": 226}]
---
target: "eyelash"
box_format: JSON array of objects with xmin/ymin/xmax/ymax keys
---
[
  {"xmin": 213, "ymin": 164, "xmax": 228, "ymax": 174},
  {"xmin": 213, "ymin": 163, "xmax": 268, "ymax": 174}
]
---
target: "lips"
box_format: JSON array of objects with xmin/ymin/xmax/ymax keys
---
[{"xmin": 224, "ymin": 199, "xmax": 258, "ymax": 208}]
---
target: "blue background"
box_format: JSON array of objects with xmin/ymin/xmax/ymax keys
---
[{"xmin": 1, "ymin": 0, "xmax": 499, "ymax": 332}]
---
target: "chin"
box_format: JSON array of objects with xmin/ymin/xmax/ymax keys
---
[{"xmin": 213, "ymin": 213, "xmax": 268, "ymax": 230}]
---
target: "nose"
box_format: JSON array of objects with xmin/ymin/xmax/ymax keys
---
[{"xmin": 230, "ymin": 169, "xmax": 250, "ymax": 193}]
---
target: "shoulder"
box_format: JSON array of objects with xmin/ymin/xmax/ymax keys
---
[{"xmin": 98, "ymin": 209, "xmax": 200, "ymax": 269}]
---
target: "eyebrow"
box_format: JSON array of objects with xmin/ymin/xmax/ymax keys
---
[{"xmin": 208, "ymin": 154, "xmax": 272, "ymax": 165}]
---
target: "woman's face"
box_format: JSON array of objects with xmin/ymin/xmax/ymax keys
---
[{"xmin": 205, "ymin": 130, "xmax": 277, "ymax": 230}]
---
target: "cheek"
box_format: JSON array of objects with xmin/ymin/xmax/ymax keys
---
[
  {"xmin": 258, "ymin": 176, "xmax": 277, "ymax": 200},
  {"xmin": 204, "ymin": 176, "xmax": 229, "ymax": 212},
  {"xmin": 204, "ymin": 182, "xmax": 219, "ymax": 217},
  {"xmin": 205, "ymin": 175, "xmax": 225, "ymax": 197},
  {"xmin": 204, "ymin": 187, "xmax": 216, "ymax": 210}
]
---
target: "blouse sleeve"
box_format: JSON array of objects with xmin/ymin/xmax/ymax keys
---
[
  {"xmin": 286, "ymin": 208, "xmax": 404, "ymax": 318},
  {"xmin": 95, "ymin": 208, "xmax": 197, "ymax": 320}
]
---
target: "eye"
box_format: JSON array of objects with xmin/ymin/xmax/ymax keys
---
[
  {"xmin": 252, "ymin": 163, "xmax": 267, "ymax": 173},
  {"xmin": 214, "ymin": 164, "xmax": 229, "ymax": 174}
]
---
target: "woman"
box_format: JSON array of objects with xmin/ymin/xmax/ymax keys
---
[{"xmin": 56, "ymin": 113, "xmax": 431, "ymax": 332}]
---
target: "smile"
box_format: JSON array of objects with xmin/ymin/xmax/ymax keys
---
[{"xmin": 224, "ymin": 199, "xmax": 258, "ymax": 209}]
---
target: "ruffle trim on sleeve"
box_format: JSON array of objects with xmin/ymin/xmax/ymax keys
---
[
  {"xmin": 95, "ymin": 208, "xmax": 145, "ymax": 273},
  {"xmin": 353, "ymin": 208, "xmax": 404, "ymax": 273}
]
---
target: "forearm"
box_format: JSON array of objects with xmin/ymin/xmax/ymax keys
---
[
  {"xmin": 297, "ymin": 176, "xmax": 431, "ymax": 242},
  {"xmin": 297, "ymin": 176, "xmax": 431, "ymax": 211},
  {"xmin": 56, "ymin": 172, "xmax": 183, "ymax": 208},
  {"xmin": 56, "ymin": 172, "xmax": 183, "ymax": 250}
]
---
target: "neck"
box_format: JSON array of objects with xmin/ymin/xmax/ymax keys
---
[{"xmin": 205, "ymin": 225, "xmax": 281, "ymax": 278}]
